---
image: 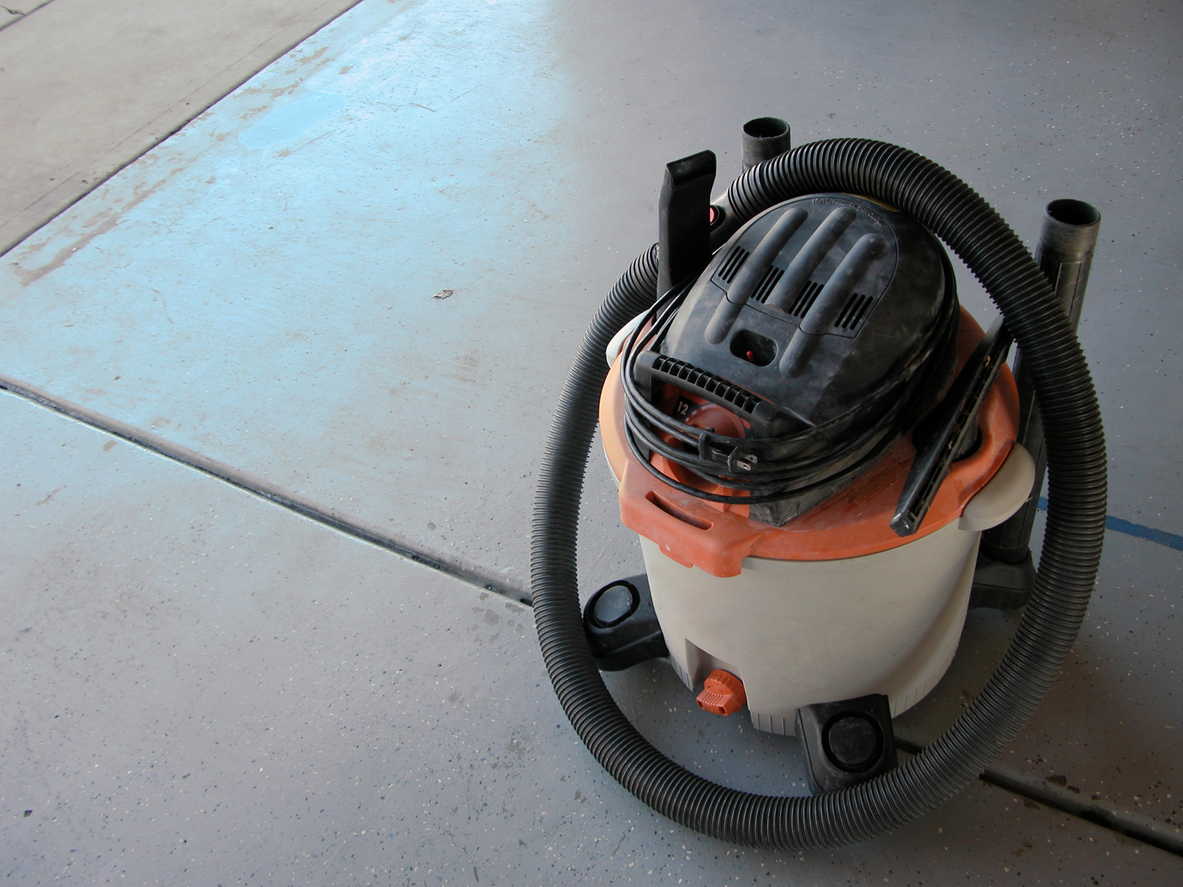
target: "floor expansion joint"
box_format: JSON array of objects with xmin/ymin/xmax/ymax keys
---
[{"xmin": 0, "ymin": 373, "xmax": 532, "ymax": 605}]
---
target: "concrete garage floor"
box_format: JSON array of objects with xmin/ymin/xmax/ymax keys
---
[{"xmin": 1, "ymin": 0, "xmax": 1180, "ymax": 883}]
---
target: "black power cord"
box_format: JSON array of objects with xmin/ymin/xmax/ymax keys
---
[{"xmin": 618, "ymin": 256, "xmax": 959, "ymax": 506}]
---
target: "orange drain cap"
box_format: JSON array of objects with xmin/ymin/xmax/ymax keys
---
[{"xmin": 696, "ymin": 669, "xmax": 747, "ymax": 716}]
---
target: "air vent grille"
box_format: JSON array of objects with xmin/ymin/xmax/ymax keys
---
[
  {"xmin": 834, "ymin": 292, "xmax": 874, "ymax": 331},
  {"xmin": 751, "ymin": 267, "xmax": 785, "ymax": 304},
  {"xmin": 649, "ymin": 355, "xmax": 761, "ymax": 415},
  {"xmin": 786, "ymin": 280, "xmax": 823, "ymax": 318},
  {"xmin": 713, "ymin": 246, "xmax": 750, "ymax": 284}
]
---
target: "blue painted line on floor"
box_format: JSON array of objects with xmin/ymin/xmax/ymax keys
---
[{"xmin": 1037, "ymin": 497, "xmax": 1183, "ymax": 551}]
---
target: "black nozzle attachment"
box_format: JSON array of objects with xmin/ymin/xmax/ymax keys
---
[
  {"xmin": 892, "ymin": 318, "xmax": 1012, "ymax": 536},
  {"xmin": 741, "ymin": 117, "xmax": 792, "ymax": 172},
  {"xmin": 657, "ymin": 150, "xmax": 717, "ymax": 297}
]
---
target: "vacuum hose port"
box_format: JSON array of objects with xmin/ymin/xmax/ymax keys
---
[
  {"xmin": 1046, "ymin": 197, "xmax": 1101, "ymax": 227},
  {"xmin": 741, "ymin": 117, "xmax": 792, "ymax": 172},
  {"xmin": 1039, "ymin": 198, "xmax": 1101, "ymax": 328},
  {"xmin": 979, "ymin": 196, "xmax": 1100, "ymax": 568}
]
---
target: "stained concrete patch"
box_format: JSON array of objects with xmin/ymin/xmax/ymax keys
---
[{"xmin": 239, "ymin": 91, "xmax": 347, "ymax": 148}]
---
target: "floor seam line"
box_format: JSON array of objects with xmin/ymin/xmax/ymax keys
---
[
  {"xmin": 895, "ymin": 735, "xmax": 1183, "ymax": 856},
  {"xmin": 0, "ymin": 373, "xmax": 531, "ymax": 605},
  {"xmin": 11, "ymin": 374, "xmax": 1179, "ymax": 854}
]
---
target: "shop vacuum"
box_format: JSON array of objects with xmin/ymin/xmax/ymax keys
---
[{"xmin": 531, "ymin": 119, "xmax": 1105, "ymax": 849}]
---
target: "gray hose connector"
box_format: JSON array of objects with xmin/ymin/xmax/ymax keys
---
[
  {"xmin": 741, "ymin": 117, "xmax": 792, "ymax": 172},
  {"xmin": 983, "ymin": 198, "xmax": 1102, "ymax": 561},
  {"xmin": 531, "ymin": 139, "xmax": 1106, "ymax": 849}
]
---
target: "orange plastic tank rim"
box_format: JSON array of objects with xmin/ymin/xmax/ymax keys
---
[{"xmin": 599, "ymin": 309, "xmax": 1020, "ymax": 577}]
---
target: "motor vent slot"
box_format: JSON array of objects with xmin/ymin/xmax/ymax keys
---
[
  {"xmin": 647, "ymin": 354, "xmax": 762, "ymax": 415},
  {"xmin": 785, "ymin": 280, "xmax": 824, "ymax": 318},
  {"xmin": 713, "ymin": 246, "xmax": 750, "ymax": 285},
  {"xmin": 833, "ymin": 292, "xmax": 875, "ymax": 334},
  {"xmin": 752, "ymin": 266, "xmax": 785, "ymax": 304}
]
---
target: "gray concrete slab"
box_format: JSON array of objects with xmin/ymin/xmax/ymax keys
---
[
  {"xmin": 0, "ymin": 0, "xmax": 363, "ymax": 253},
  {"xmin": 896, "ymin": 523, "xmax": 1183, "ymax": 842},
  {"xmin": 3, "ymin": 391, "xmax": 1181, "ymax": 884},
  {"xmin": 1, "ymin": 0, "xmax": 1178, "ymax": 590},
  {"xmin": 0, "ymin": 3, "xmax": 54, "ymax": 34},
  {"xmin": 0, "ymin": 0, "xmax": 629, "ymax": 598},
  {"xmin": 0, "ymin": 0, "xmax": 1180, "ymax": 873}
]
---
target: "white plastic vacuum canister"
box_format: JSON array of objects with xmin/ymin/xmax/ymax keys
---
[
  {"xmin": 638, "ymin": 441, "xmax": 1033, "ymax": 735},
  {"xmin": 599, "ymin": 309, "xmax": 1034, "ymax": 736}
]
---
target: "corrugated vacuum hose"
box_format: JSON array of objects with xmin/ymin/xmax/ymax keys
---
[{"xmin": 530, "ymin": 138, "xmax": 1106, "ymax": 849}]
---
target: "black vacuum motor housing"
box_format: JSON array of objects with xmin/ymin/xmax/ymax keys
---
[
  {"xmin": 627, "ymin": 191, "xmax": 960, "ymax": 523},
  {"xmin": 666, "ymin": 194, "xmax": 951, "ymax": 426}
]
